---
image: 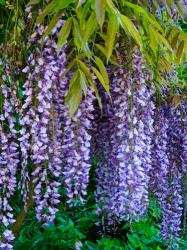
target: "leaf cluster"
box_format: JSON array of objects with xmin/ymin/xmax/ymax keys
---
[{"xmin": 27, "ymin": 0, "xmax": 187, "ymax": 116}]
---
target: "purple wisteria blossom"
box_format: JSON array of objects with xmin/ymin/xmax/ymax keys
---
[
  {"xmin": 161, "ymin": 104, "xmax": 185, "ymax": 241},
  {"xmin": 62, "ymin": 87, "xmax": 95, "ymax": 206},
  {"xmin": 151, "ymin": 101, "xmax": 186, "ymax": 242},
  {"xmin": 21, "ymin": 22, "xmax": 67, "ymax": 222},
  {"xmin": 0, "ymin": 59, "xmax": 19, "ymax": 248},
  {"xmin": 95, "ymin": 46, "xmax": 155, "ymax": 227}
]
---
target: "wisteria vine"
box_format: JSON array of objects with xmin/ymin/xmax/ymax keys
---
[{"xmin": 0, "ymin": 19, "xmax": 186, "ymax": 250}]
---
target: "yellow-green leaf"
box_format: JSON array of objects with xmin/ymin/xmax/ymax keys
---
[
  {"xmin": 148, "ymin": 25, "xmax": 158, "ymax": 55},
  {"xmin": 105, "ymin": 13, "xmax": 119, "ymax": 63},
  {"xmin": 95, "ymin": 44, "xmax": 107, "ymax": 57},
  {"xmin": 57, "ymin": 17, "xmax": 73, "ymax": 51},
  {"xmin": 78, "ymin": 60, "xmax": 102, "ymax": 108},
  {"xmin": 119, "ymin": 14, "xmax": 142, "ymax": 48},
  {"xmin": 171, "ymin": 31, "xmax": 180, "ymax": 49},
  {"xmin": 65, "ymin": 71, "xmax": 82, "ymax": 117},
  {"xmin": 157, "ymin": 32, "xmax": 171, "ymax": 50},
  {"xmin": 79, "ymin": 69, "xmax": 88, "ymax": 96},
  {"xmin": 73, "ymin": 19, "xmax": 82, "ymax": 49},
  {"xmin": 94, "ymin": 56, "xmax": 109, "ymax": 89},
  {"xmin": 176, "ymin": 40, "xmax": 184, "ymax": 64},
  {"xmin": 105, "ymin": 0, "xmax": 117, "ymax": 13},
  {"xmin": 82, "ymin": 12, "xmax": 98, "ymax": 48},
  {"xmin": 37, "ymin": 0, "xmax": 59, "ymax": 24},
  {"xmin": 124, "ymin": 1, "xmax": 163, "ymax": 32},
  {"xmin": 92, "ymin": 66, "xmax": 110, "ymax": 95},
  {"xmin": 43, "ymin": 11, "xmax": 62, "ymax": 38},
  {"xmin": 95, "ymin": 0, "xmax": 106, "ymax": 30}
]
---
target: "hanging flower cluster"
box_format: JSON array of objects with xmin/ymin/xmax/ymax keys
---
[
  {"xmin": 0, "ymin": 58, "xmax": 19, "ymax": 249},
  {"xmin": 20, "ymin": 19, "xmax": 96, "ymax": 220},
  {"xmin": 160, "ymin": 104, "xmax": 185, "ymax": 241},
  {"xmin": 20, "ymin": 22, "xmax": 68, "ymax": 222},
  {"xmin": 95, "ymin": 46, "xmax": 155, "ymax": 226},
  {"xmin": 62, "ymin": 88, "xmax": 95, "ymax": 206},
  {"xmin": 94, "ymin": 47, "xmax": 187, "ymax": 242}
]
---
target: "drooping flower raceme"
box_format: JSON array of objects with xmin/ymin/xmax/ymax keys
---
[
  {"xmin": 95, "ymin": 46, "xmax": 155, "ymax": 226},
  {"xmin": 0, "ymin": 58, "xmax": 19, "ymax": 249},
  {"xmin": 62, "ymin": 87, "xmax": 95, "ymax": 206},
  {"xmin": 161, "ymin": 105, "xmax": 184, "ymax": 241},
  {"xmin": 150, "ymin": 101, "xmax": 186, "ymax": 242},
  {"xmin": 21, "ymin": 19, "xmax": 96, "ymax": 218},
  {"xmin": 21, "ymin": 22, "xmax": 67, "ymax": 222}
]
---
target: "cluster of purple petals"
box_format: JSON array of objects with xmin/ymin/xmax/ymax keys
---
[
  {"xmin": 62, "ymin": 88, "xmax": 95, "ymax": 206},
  {"xmin": 95, "ymin": 47, "xmax": 155, "ymax": 226},
  {"xmin": 21, "ymin": 17, "xmax": 96, "ymax": 218},
  {"xmin": 21, "ymin": 22, "xmax": 67, "ymax": 222},
  {"xmin": 181, "ymin": 104, "xmax": 187, "ymax": 170},
  {"xmin": 161, "ymin": 104, "xmax": 185, "ymax": 241},
  {"xmin": 150, "ymin": 101, "xmax": 187, "ymax": 242},
  {"xmin": 150, "ymin": 106, "xmax": 171, "ymax": 238},
  {"xmin": 94, "ymin": 46, "xmax": 187, "ymax": 242},
  {"xmin": 94, "ymin": 87, "xmax": 115, "ymax": 228},
  {"xmin": 0, "ymin": 60, "xmax": 19, "ymax": 248},
  {"xmin": 182, "ymin": 104, "xmax": 187, "ymax": 231}
]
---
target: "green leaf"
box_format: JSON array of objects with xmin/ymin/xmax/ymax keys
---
[
  {"xmin": 76, "ymin": 1, "xmax": 91, "ymax": 27},
  {"xmin": 61, "ymin": 54, "xmax": 85, "ymax": 78},
  {"xmin": 78, "ymin": 69, "xmax": 88, "ymax": 96},
  {"xmin": 148, "ymin": 25, "xmax": 158, "ymax": 54},
  {"xmin": 95, "ymin": 0, "xmax": 106, "ymax": 30},
  {"xmin": 92, "ymin": 66, "xmax": 109, "ymax": 94},
  {"xmin": 37, "ymin": 0, "xmax": 75, "ymax": 24},
  {"xmin": 176, "ymin": 40, "xmax": 184, "ymax": 64},
  {"xmin": 105, "ymin": 13, "xmax": 119, "ymax": 63},
  {"xmin": 53, "ymin": 0, "xmax": 76, "ymax": 12},
  {"xmin": 105, "ymin": 0, "xmax": 117, "ymax": 13},
  {"xmin": 82, "ymin": 12, "xmax": 98, "ymax": 48},
  {"xmin": 18, "ymin": 86, "xmax": 24, "ymax": 99},
  {"xmin": 94, "ymin": 56, "xmax": 109, "ymax": 94},
  {"xmin": 37, "ymin": 0, "xmax": 59, "ymax": 24},
  {"xmin": 95, "ymin": 44, "xmax": 107, "ymax": 57},
  {"xmin": 157, "ymin": 32, "xmax": 171, "ymax": 50},
  {"xmin": 61, "ymin": 59, "xmax": 77, "ymax": 78},
  {"xmin": 65, "ymin": 71, "xmax": 82, "ymax": 117},
  {"xmin": 57, "ymin": 17, "xmax": 73, "ymax": 51},
  {"xmin": 73, "ymin": 19, "xmax": 83, "ymax": 49},
  {"xmin": 124, "ymin": 2, "xmax": 163, "ymax": 32},
  {"xmin": 171, "ymin": 30, "xmax": 180, "ymax": 49},
  {"xmin": 43, "ymin": 11, "xmax": 62, "ymax": 38},
  {"xmin": 119, "ymin": 14, "xmax": 142, "ymax": 48},
  {"xmin": 78, "ymin": 60, "xmax": 102, "ymax": 109}
]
